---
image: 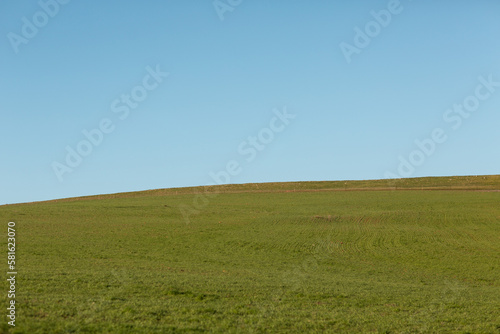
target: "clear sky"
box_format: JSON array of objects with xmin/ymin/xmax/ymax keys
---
[{"xmin": 1, "ymin": 0, "xmax": 500, "ymax": 205}]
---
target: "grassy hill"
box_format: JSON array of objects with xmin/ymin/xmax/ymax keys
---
[
  {"xmin": 1, "ymin": 175, "xmax": 499, "ymax": 333},
  {"xmin": 16, "ymin": 174, "xmax": 500, "ymax": 205}
]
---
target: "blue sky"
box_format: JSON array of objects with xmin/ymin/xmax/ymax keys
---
[{"xmin": 1, "ymin": 0, "xmax": 500, "ymax": 205}]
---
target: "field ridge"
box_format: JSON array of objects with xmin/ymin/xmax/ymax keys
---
[{"xmin": 7, "ymin": 174, "xmax": 500, "ymax": 206}]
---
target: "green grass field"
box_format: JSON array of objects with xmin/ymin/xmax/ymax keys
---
[{"xmin": 1, "ymin": 176, "xmax": 499, "ymax": 333}]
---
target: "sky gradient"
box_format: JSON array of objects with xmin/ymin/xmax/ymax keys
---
[{"xmin": 2, "ymin": 0, "xmax": 500, "ymax": 205}]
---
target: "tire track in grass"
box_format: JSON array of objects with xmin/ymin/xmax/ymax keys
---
[
  {"xmin": 306, "ymin": 215, "xmax": 388, "ymax": 257},
  {"xmin": 348, "ymin": 216, "xmax": 367, "ymax": 255},
  {"xmin": 247, "ymin": 212, "xmax": 450, "ymax": 331},
  {"xmin": 349, "ymin": 215, "xmax": 384, "ymax": 256}
]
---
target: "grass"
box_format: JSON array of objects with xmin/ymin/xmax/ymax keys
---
[{"xmin": 1, "ymin": 176, "xmax": 499, "ymax": 333}]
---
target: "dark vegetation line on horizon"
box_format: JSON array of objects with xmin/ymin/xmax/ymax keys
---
[{"xmin": 6, "ymin": 174, "xmax": 500, "ymax": 206}]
